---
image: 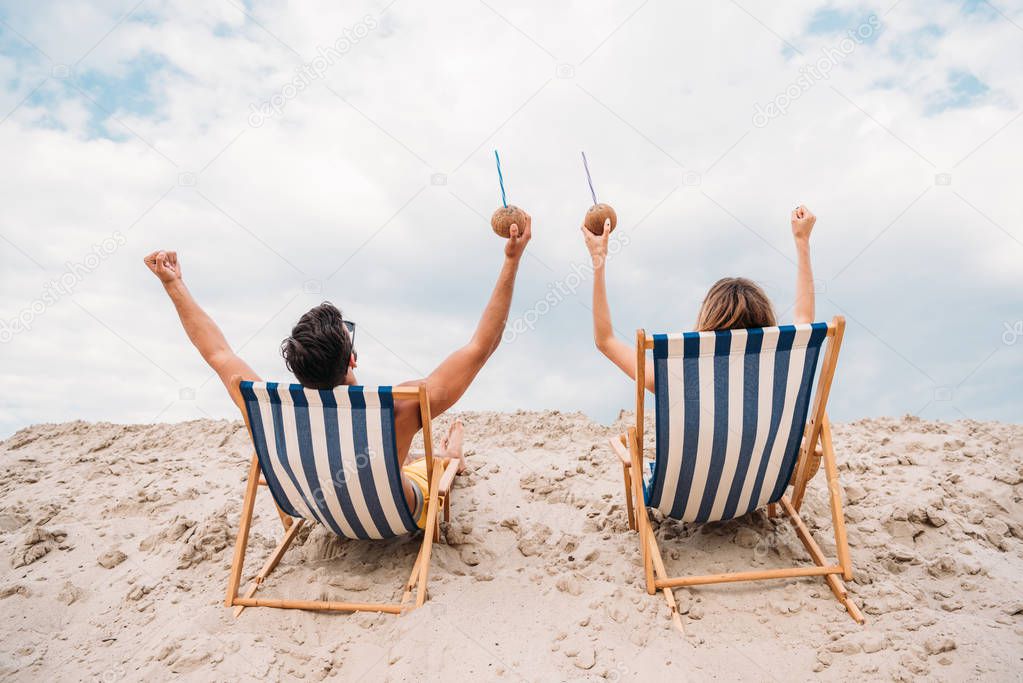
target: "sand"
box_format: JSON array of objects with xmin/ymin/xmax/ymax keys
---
[{"xmin": 1, "ymin": 412, "xmax": 1021, "ymax": 681}]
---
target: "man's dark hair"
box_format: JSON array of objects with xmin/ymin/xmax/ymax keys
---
[{"xmin": 280, "ymin": 302, "xmax": 352, "ymax": 389}]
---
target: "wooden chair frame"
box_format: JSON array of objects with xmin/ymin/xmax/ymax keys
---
[
  {"xmin": 608, "ymin": 317, "xmax": 864, "ymax": 626},
  {"xmin": 225, "ymin": 382, "xmax": 460, "ymax": 617}
]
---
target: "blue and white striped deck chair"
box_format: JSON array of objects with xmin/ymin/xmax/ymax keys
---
[
  {"xmin": 225, "ymin": 380, "xmax": 459, "ymax": 616},
  {"xmin": 608, "ymin": 317, "xmax": 863, "ymax": 626}
]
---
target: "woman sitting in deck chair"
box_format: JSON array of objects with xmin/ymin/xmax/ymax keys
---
[
  {"xmin": 582, "ymin": 205, "xmax": 863, "ymax": 625},
  {"xmin": 582, "ymin": 204, "xmax": 819, "ymax": 388}
]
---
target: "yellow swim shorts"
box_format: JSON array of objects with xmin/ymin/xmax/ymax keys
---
[{"xmin": 403, "ymin": 458, "xmax": 430, "ymax": 529}]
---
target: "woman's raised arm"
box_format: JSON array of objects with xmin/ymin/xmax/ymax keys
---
[
  {"xmin": 583, "ymin": 220, "xmax": 655, "ymax": 393},
  {"xmin": 791, "ymin": 205, "xmax": 817, "ymax": 324}
]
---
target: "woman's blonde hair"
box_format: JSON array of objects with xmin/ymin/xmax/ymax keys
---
[{"xmin": 696, "ymin": 277, "xmax": 777, "ymax": 331}]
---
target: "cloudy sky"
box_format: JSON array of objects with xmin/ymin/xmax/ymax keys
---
[{"xmin": 1, "ymin": 0, "xmax": 1020, "ymax": 438}]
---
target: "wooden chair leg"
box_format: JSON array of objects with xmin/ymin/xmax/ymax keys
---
[
  {"xmin": 415, "ymin": 465, "xmax": 444, "ymax": 608},
  {"xmin": 400, "ymin": 541, "xmax": 428, "ymax": 609},
  {"xmin": 234, "ymin": 518, "xmax": 305, "ymax": 617},
  {"xmin": 232, "ymin": 597, "xmax": 402, "ymax": 613},
  {"xmin": 226, "ymin": 455, "xmax": 262, "ymax": 607},
  {"xmin": 820, "ymin": 415, "xmax": 853, "ymax": 581},
  {"xmin": 636, "ymin": 497, "xmax": 653, "ymax": 593},
  {"xmin": 640, "ymin": 514, "xmax": 655, "ymax": 595},
  {"xmin": 646, "ymin": 532, "xmax": 684, "ymax": 633},
  {"xmin": 622, "ymin": 464, "xmax": 636, "ymax": 531},
  {"xmin": 779, "ymin": 496, "xmax": 864, "ymax": 624},
  {"xmin": 627, "ymin": 429, "xmax": 655, "ymax": 594}
]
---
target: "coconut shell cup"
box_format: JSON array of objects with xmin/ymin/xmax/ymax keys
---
[
  {"xmin": 491, "ymin": 205, "xmax": 528, "ymax": 238},
  {"xmin": 584, "ymin": 203, "xmax": 617, "ymax": 235}
]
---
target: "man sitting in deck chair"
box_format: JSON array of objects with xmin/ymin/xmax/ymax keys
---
[{"xmin": 144, "ymin": 215, "xmax": 531, "ymax": 529}]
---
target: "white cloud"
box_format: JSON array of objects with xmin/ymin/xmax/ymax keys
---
[{"xmin": 1, "ymin": 0, "xmax": 1021, "ymax": 437}]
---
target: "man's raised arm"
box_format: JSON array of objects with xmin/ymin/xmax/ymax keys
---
[
  {"xmin": 407, "ymin": 214, "xmax": 531, "ymax": 417},
  {"xmin": 143, "ymin": 250, "xmax": 258, "ymax": 403}
]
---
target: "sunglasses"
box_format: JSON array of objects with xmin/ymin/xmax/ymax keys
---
[{"xmin": 342, "ymin": 320, "xmax": 356, "ymax": 346}]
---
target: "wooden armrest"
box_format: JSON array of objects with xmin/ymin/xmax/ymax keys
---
[
  {"xmin": 437, "ymin": 458, "xmax": 460, "ymax": 494},
  {"xmin": 609, "ymin": 433, "xmax": 631, "ymax": 467}
]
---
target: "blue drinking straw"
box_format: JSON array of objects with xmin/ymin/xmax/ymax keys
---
[
  {"xmin": 494, "ymin": 150, "xmax": 507, "ymax": 208},
  {"xmin": 581, "ymin": 151, "xmax": 598, "ymax": 205}
]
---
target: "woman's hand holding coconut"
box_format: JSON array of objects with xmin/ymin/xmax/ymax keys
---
[{"xmin": 581, "ymin": 217, "xmax": 612, "ymax": 269}]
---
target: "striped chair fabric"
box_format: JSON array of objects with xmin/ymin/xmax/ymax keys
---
[
  {"xmin": 239, "ymin": 382, "xmax": 420, "ymax": 540},
  {"xmin": 644, "ymin": 323, "xmax": 829, "ymax": 523}
]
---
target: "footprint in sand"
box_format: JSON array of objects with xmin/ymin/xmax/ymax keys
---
[
  {"xmin": 11, "ymin": 527, "xmax": 67, "ymax": 568},
  {"xmin": 176, "ymin": 507, "xmax": 233, "ymax": 570}
]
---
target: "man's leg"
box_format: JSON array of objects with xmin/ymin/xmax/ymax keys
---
[
  {"xmin": 401, "ymin": 420, "xmax": 465, "ymax": 528},
  {"xmin": 438, "ymin": 420, "xmax": 465, "ymax": 472}
]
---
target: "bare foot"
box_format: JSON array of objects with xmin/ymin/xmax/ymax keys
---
[{"xmin": 439, "ymin": 420, "xmax": 466, "ymax": 473}]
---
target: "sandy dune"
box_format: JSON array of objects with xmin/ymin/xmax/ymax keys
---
[{"xmin": 1, "ymin": 412, "xmax": 1021, "ymax": 681}]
